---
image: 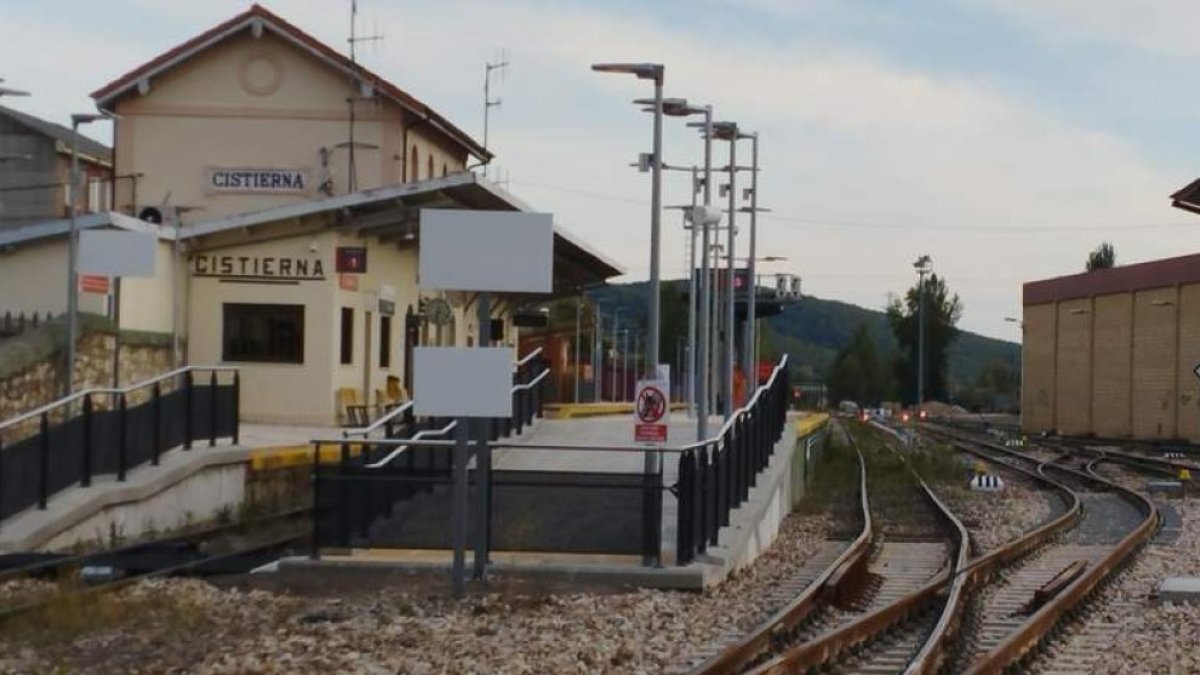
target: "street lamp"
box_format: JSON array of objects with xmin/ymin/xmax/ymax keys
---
[
  {"xmin": 913, "ymin": 254, "xmax": 933, "ymax": 412},
  {"xmin": 66, "ymin": 111, "xmax": 117, "ymax": 396},
  {"xmin": 0, "ymin": 78, "xmax": 30, "ymax": 97},
  {"xmin": 592, "ymin": 62, "xmax": 664, "ymax": 383},
  {"xmin": 710, "ymin": 120, "xmax": 741, "ymax": 418}
]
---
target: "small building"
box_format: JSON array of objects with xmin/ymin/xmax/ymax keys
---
[
  {"xmin": 0, "ymin": 5, "xmax": 622, "ymax": 425},
  {"xmin": 0, "ymin": 105, "xmax": 113, "ymax": 227},
  {"xmin": 1021, "ymin": 253, "xmax": 1200, "ymax": 441}
]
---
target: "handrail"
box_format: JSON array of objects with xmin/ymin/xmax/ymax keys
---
[
  {"xmin": 342, "ymin": 401, "xmax": 414, "ymax": 438},
  {"xmin": 679, "ymin": 354, "xmax": 789, "ymax": 452},
  {"xmin": 363, "ymin": 419, "xmax": 459, "ymax": 468},
  {"xmin": 0, "ymin": 365, "xmax": 238, "ymax": 432},
  {"xmin": 342, "ymin": 348, "xmax": 546, "ymax": 438},
  {"xmin": 515, "ymin": 346, "xmax": 543, "ymax": 367},
  {"xmin": 512, "ymin": 368, "xmax": 550, "ymax": 392}
]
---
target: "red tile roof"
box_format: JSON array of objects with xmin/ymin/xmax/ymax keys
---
[
  {"xmin": 1024, "ymin": 251, "xmax": 1200, "ymax": 305},
  {"xmin": 90, "ymin": 4, "xmax": 489, "ymax": 160}
]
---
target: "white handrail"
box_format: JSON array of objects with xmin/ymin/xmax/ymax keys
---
[
  {"xmin": 342, "ymin": 401, "xmax": 414, "ymax": 438},
  {"xmin": 512, "ymin": 368, "xmax": 550, "ymax": 392},
  {"xmin": 0, "ymin": 365, "xmax": 238, "ymax": 432},
  {"xmin": 682, "ymin": 353, "xmax": 789, "ymax": 450},
  {"xmin": 343, "ymin": 347, "xmax": 546, "ymax": 438},
  {"xmin": 363, "ymin": 419, "xmax": 459, "ymax": 468},
  {"xmin": 515, "ymin": 346, "xmax": 544, "ymax": 367}
]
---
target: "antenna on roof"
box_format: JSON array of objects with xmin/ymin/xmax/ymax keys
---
[
  {"xmin": 345, "ymin": 0, "xmax": 384, "ymax": 193},
  {"xmin": 482, "ymin": 50, "xmax": 510, "ymax": 178}
]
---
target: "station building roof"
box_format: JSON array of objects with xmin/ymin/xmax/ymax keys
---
[
  {"xmin": 1024, "ymin": 251, "xmax": 1200, "ymax": 306},
  {"xmin": 90, "ymin": 3, "xmax": 490, "ymax": 163},
  {"xmin": 0, "ymin": 210, "xmax": 171, "ymax": 249},
  {"xmin": 1171, "ymin": 178, "xmax": 1200, "ymax": 216},
  {"xmin": 184, "ymin": 172, "xmax": 624, "ymax": 295}
]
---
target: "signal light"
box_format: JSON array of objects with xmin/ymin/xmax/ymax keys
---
[
  {"xmin": 902, "ymin": 412, "xmax": 910, "ymax": 422},
  {"xmin": 919, "ymin": 410, "xmax": 927, "ymax": 420}
]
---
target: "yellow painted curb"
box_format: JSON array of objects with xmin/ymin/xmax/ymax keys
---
[
  {"xmin": 794, "ymin": 413, "xmax": 829, "ymax": 438},
  {"xmin": 544, "ymin": 402, "xmax": 689, "ymax": 419},
  {"xmin": 249, "ymin": 442, "xmax": 364, "ymax": 471}
]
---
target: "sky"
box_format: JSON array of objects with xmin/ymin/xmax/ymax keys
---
[{"xmin": 4, "ymin": 0, "xmax": 1200, "ymax": 342}]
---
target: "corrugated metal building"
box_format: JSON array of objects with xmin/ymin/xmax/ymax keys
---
[{"xmin": 1022, "ymin": 253, "xmax": 1200, "ymax": 441}]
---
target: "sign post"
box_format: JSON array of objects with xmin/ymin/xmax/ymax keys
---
[
  {"xmin": 634, "ymin": 379, "xmax": 670, "ymax": 443},
  {"xmin": 417, "ymin": 209, "xmax": 553, "ymax": 597}
]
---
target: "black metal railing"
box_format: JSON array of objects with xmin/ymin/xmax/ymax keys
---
[
  {"xmin": 0, "ymin": 366, "xmax": 240, "ymax": 524},
  {"xmin": 674, "ymin": 356, "xmax": 790, "ymax": 566},
  {"xmin": 312, "ymin": 352, "xmax": 549, "ymax": 553}
]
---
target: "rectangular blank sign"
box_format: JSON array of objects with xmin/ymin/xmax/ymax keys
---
[
  {"xmin": 420, "ymin": 210, "xmax": 553, "ymax": 293},
  {"xmin": 79, "ymin": 230, "xmax": 157, "ymax": 278},
  {"xmin": 413, "ymin": 347, "xmax": 513, "ymax": 418}
]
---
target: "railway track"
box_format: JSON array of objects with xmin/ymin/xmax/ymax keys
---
[
  {"xmin": 692, "ymin": 421, "xmax": 970, "ymax": 675},
  {"xmin": 925, "ymin": 426, "xmax": 1160, "ymax": 674},
  {"xmin": 0, "ymin": 507, "xmax": 310, "ymax": 624}
]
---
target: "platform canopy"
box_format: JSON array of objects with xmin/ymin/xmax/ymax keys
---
[{"xmin": 183, "ymin": 172, "xmax": 624, "ymax": 296}]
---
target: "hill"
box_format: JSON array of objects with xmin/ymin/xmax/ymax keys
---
[{"xmin": 587, "ymin": 280, "xmax": 1019, "ymax": 392}]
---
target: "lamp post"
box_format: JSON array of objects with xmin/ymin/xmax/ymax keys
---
[
  {"xmin": 66, "ymin": 112, "xmax": 116, "ymax": 396},
  {"xmin": 592, "ymin": 62, "xmax": 664, "ymax": 382},
  {"xmin": 913, "ymin": 255, "xmax": 933, "ymax": 413},
  {"xmin": 711, "ymin": 121, "xmax": 741, "ymax": 418},
  {"xmin": 593, "ymin": 305, "xmax": 603, "ymax": 403},
  {"xmin": 610, "ymin": 309, "xmax": 620, "ymax": 403},
  {"xmin": 740, "ymin": 132, "xmax": 760, "ymax": 383}
]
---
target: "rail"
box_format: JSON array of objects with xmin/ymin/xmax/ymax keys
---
[
  {"xmin": 694, "ymin": 422, "xmax": 871, "ymax": 674},
  {"xmin": 363, "ymin": 420, "xmax": 459, "ymax": 468},
  {"xmin": 962, "ymin": 437, "xmax": 1159, "ymax": 674},
  {"xmin": 0, "ymin": 365, "xmax": 239, "ymax": 432},
  {"xmin": 749, "ymin": 423, "xmax": 971, "ymax": 674},
  {"xmin": 0, "ymin": 365, "xmax": 240, "ymax": 524}
]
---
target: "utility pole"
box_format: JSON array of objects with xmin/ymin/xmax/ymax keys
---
[
  {"xmin": 914, "ymin": 255, "xmax": 932, "ymax": 412},
  {"xmin": 482, "ymin": 54, "xmax": 509, "ymax": 177}
]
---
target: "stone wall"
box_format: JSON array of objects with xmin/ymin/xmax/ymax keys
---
[{"xmin": 0, "ymin": 320, "xmax": 173, "ymax": 437}]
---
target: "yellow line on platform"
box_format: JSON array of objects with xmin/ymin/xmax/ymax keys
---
[
  {"xmin": 795, "ymin": 413, "xmax": 830, "ymax": 438},
  {"xmin": 544, "ymin": 402, "xmax": 689, "ymax": 419},
  {"xmin": 249, "ymin": 443, "xmax": 364, "ymax": 471}
]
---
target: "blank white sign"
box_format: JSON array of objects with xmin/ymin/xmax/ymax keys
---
[
  {"xmin": 79, "ymin": 230, "xmax": 157, "ymax": 277},
  {"xmin": 413, "ymin": 347, "xmax": 513, "ymax": 418},
  {"xmin": 419, "ymin": 210, "xmax": 553, "ymax": 293}
]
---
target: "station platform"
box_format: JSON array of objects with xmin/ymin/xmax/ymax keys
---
[{"xmin": 286, "ymin": 411, "xmax": 830, "ymax": 589}]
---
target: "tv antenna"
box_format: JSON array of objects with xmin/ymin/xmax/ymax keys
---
[
  {"xmin": 482, "ymin": 51, "xmax": 510, "ymax": 177},
  {"xmin": 345, "ymin": 0, "xmax": 384, "ymax": 193}
]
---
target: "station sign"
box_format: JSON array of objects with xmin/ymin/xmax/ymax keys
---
[
  {"xmin": 79, "ymin": 274, "xmax": 110, "ymax": 294},
  {"xmin": 634, "ymin": 378, "xmax": 670, "ymax": 444},
  {"xmin": 208, "ymin": 167, "xmax": 310, "ymax": 195}
]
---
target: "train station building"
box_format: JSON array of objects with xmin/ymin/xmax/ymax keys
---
[
  {"xmin": 1021, "ymin": 253, "xmax": 1200, "ymax": 442},
  {"xmin": 0, "ymin": 4, "xmax": 621, "ymax": 425}
]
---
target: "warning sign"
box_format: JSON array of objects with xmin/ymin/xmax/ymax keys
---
[{"xmin": 634, "ymin": 378, "xmax": 670, "ymax": 443}]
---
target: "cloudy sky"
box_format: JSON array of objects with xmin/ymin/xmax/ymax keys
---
[{"xmin": 4, "ymin": 0, "xmax": 1200, "ymax": 341}]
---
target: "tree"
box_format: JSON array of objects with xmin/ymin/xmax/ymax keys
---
[
  {"xmin": 886, "ymin": 273, "xmax": 963, "ymax": 405},
  {"xmin": 1086, "ymin": 242, "xmax": 1116, "ymax": 272},
  {"xmin": 827, "ymin": 323, "xmax": 886, "ymax": 406}
]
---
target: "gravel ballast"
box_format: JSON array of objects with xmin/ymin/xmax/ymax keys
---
[{"xmin": 0, "ymin": 514, "xmax": 834, "ymax": 674}]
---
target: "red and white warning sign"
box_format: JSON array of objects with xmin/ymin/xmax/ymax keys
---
[{"xmin": 634, "ymin": 378, "xmax": 670, "ymax": 443}]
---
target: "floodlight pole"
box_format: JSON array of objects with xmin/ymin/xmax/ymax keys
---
[
  {"xmin": 65, "ymin": 120, "xmax": 82, "ymax": 396},
  {"xmin": 697, "ymin": 108, "xmax": 713, "ymax": 439},
  {"xmin": 724, "ymin": 130, "xmax": 738, "ymax": 419},
  {"xmin": 648, "ymin": 77, "xmax": 664, "ymax": 381},
  {"xmin": 742, "ymin": 132, "xmax": 759, "ymax": 384}
]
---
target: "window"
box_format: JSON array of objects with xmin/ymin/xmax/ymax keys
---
[
  {"xmin": 222, "ymin": 304, "xmax": 304, "ymax": 363},
  {"xmin": 340, "ymin": 307, "xmax": 354, "ymax": 364},
  {"xmin": 380, "ymin": 315, "xmax": 392, "ymax": 368},
  {"xmin": 410, "ymin": 145, "xmax": 419, "ymax": 182}
]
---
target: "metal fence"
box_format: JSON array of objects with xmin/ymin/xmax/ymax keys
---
[
  {"xmin": 312, "ymin": 355, "xmax": 792, "ymax": 567},
  {"xmin": 674, "ymin": 357, "xmax": 790, "ymax": 565},
  {"xmin": 0, "ymin": 366, "xmax": 240, "ymax": 523}
]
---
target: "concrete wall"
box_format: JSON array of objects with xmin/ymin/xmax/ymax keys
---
[
  {"xmin": 41, "ymin": 463, "xmax": 247, "ymax": 552},
  {"xmin": 1092, "ymin": 293, "xmax": 1133, "ymax": 438},
  {"xmin": 0, "ymin": 238, "xmax": 107, "ymax": 317},
  {"xmin": 1022, "ymin": 303, "xmax": 1056, "ymax": 432}
]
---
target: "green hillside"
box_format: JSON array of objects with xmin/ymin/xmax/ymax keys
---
[{"xmin": 586, "ymin": 280, "xmax": 1020, "ymax": 394}]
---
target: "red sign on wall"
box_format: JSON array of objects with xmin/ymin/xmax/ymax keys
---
[
  {"xmin": 336, "ymin": 247, "xmax": 367, "ymax": 274},
  {"xmin": 79, "ymin": 274, "xmax": 110, "ymax": 294}
]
